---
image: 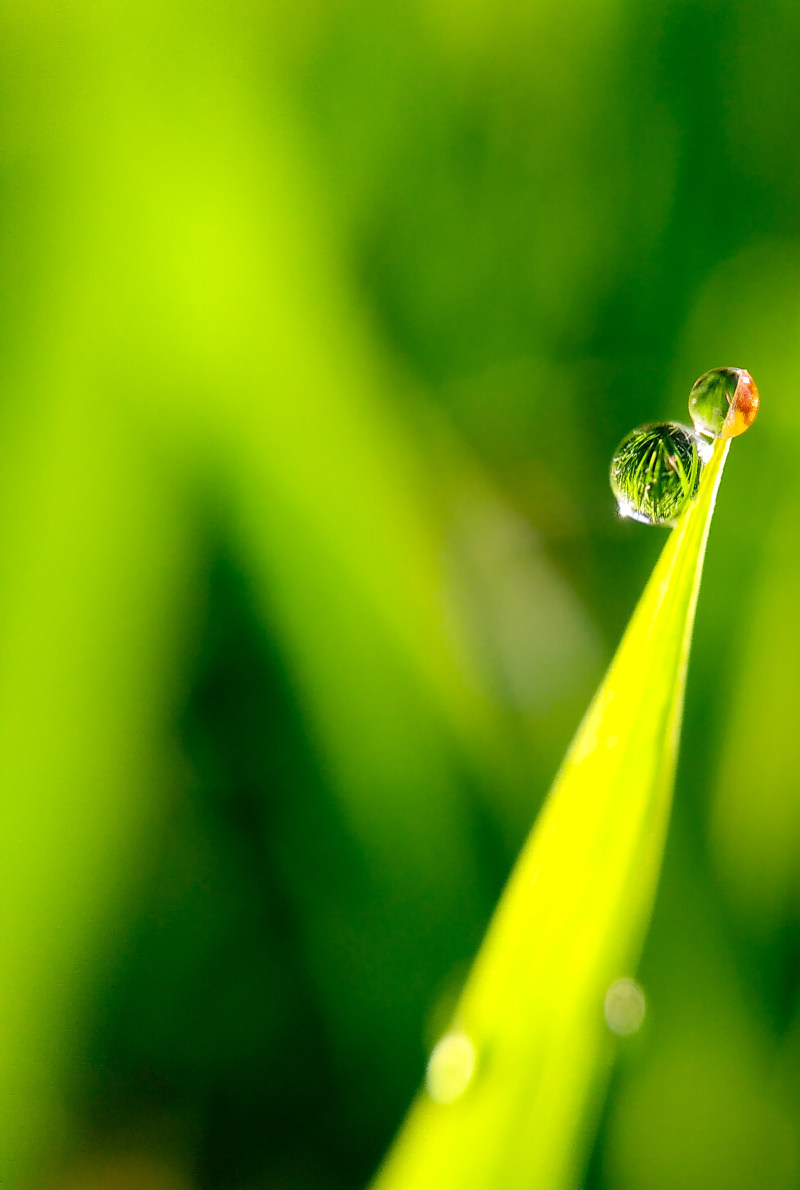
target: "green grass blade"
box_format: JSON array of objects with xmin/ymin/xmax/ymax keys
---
[{"xmin": 373, "ymin": 437, "xmax": 731, "ymax": 1190}]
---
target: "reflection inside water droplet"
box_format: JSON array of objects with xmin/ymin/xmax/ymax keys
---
[
  {"xmin": 426, "ymin": 1030, "xmax": 477, "ymax": 1104},
  {"xmin": 689, "ymin": 366, "xmax": 759, "ymax": 440},
  {"xmin": 610, "ymin": 422, "xmax": 702, "ymax": 526},
  {"xmin": 604, "ymin": 977, "xmax": 646, "ymax": 1036}
]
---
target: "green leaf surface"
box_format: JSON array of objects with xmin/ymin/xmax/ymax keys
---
[{"xmin": 374, "ymin": 437, "xmax": 731, "ymax": 1190}]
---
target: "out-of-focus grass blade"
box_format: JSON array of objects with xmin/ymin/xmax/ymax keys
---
[{"xmin": 374, "ymin": 438, "xmax": 730, "ymax": 1190}]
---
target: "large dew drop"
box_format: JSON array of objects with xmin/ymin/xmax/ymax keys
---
[
  {"xmin": 610, "ymin": 421, "xmax": 702, "ymax": 526},
  {"xmin": 688, "ymin": 366, "xmax": 759, "ymax": 440}
]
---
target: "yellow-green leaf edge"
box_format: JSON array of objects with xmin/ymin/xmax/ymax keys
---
[{"xmin": 374, "ymin": 438, "xmax": 731, "ymax": 1190}]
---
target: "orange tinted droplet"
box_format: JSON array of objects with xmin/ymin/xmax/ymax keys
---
[
  {"xmin": 688, "ymin": 366, "xmax": 760, "ymax": 439},
  {"xmin": 722, "ymin": 369, "xmax": 760, "ymax": 439}
]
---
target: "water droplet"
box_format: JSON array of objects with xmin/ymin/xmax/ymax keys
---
[
  {"xmin": 610, "ymin": 422, "xmax": 702, "ymax": 526},
  {"xmin": 688, "ymin": 366, "xmax": 760, "ymax": 439},
  {"xmin": 425, "ymin": 1030, "xmax": 477, "ymax": 1104},
  {"xmin": 604, "ymin": 977, "xmax": 646, "ymax": 1036}
]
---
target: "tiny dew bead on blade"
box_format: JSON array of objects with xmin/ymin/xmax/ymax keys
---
[
  {"xmin": 610, "ymin": 422, "xmax": 702, "ymax": 526},
  {"xmin": 688, "ymin": 366, "xmax": 760, "ymax": 439}
]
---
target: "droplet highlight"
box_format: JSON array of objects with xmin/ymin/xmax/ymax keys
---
[
  {"xmin": 610, "ymin": 422, "xmax": 702, "ymax": 526},
  {"xmin": 425, "ymin": 1030, "xmax": 477, "ymax": 1104},
  {"xmin": 604, "ymin": 977, "xmax": 646, "ymax": 1036},
  {"xmin": 688, "ymin": 366, "xmax": 759, "ymax": 440}
]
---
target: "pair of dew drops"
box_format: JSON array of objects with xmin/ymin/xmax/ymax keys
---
[
  {"xmin": 425, "ymin": 977, "xmax": 647, "ymax": 1106},
  {"xmin": 610, "ymin": 367, "xmax": 760, "ymax": 526}
]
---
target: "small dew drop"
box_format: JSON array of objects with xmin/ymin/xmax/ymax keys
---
[
  {"xmin": 610, "ymin": 422, "xmax": 702, "ymax": 527},
  {"xmin": 604, "ymin": 977, "xmax": 646, "ymax": 1036},
  {"xmin": 689, "ymin": 366, "xmax": 760, "ymax": 440},
  {"xmin": 425, "ymin": 1030, "xmax": 477, "ymax": 1104}
]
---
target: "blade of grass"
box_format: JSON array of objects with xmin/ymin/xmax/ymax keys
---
[{"xmin": 373, "ymin": 437, "xmax": 731, "ymax": 1190}]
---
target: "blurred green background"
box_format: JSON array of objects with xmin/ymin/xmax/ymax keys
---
[{"xmin": 3, "ymin": 1, "xmax": 800, "ymax": 1187}]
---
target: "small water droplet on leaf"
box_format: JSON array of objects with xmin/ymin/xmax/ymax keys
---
[
  {"xmin": 688, "ymin": 366, "xmax": 759, "ymax": 439},
  {"xmin": 426, "ymin": 1031, "xmax": 477, "ymax": 1104},
  {"xmin": 610, "ymin": 422, "xmax": 702, "ymax": 526},
  {"xmin": 604, "ymin": 977, "xmax": 646, "ymax": 1036}
]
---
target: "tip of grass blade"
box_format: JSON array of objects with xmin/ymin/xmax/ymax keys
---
[{"xmin": 373, "ymin": 438, "xmax": 730, "ymax": 1190}]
